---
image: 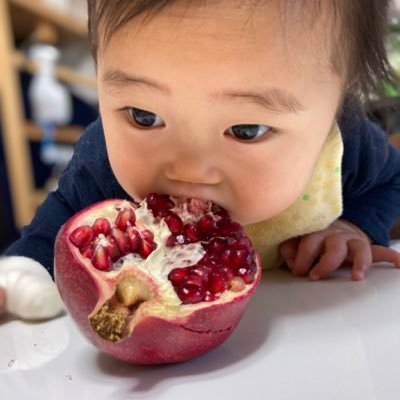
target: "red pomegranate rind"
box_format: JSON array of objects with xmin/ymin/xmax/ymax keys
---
[
  {"xmin": 54, "ymin": 197, "xmax": 261, "ymax": 364},
  {"xmin": 56, "ymin": 233, "xmax": 258, "ymax": 363},
  {"xmin": 97, "ymin": 293, "xmax": 256, "ymax": 364},
  {"xmin": 55, "ymin": 230, "xmax": 100, "ymax": 327}
]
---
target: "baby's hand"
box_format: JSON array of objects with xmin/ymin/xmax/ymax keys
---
[
  {"xmin": 279, "ymin": 219, "xmax": 400, "ymax": 280},
  {"xmin": 0, "ymin": 257, "xmax": 64, "ymax": 319}
]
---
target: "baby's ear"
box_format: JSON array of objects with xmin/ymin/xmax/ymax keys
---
[{"xmin": 0, "ymin": 256, "xmax": 64, "ymax": 320}]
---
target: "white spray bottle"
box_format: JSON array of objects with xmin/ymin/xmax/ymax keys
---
[{"xmin": 28, "ymin": 44, "xmax": 73, "ymax": 167}]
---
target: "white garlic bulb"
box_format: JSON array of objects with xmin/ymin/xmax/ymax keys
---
[{"xmin": 0, "ymin": 256, "xmax": 64, "ymax": 320}]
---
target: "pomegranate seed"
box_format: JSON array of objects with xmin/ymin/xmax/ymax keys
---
[
  {"xmin": 229, "ymin": 276, "xmax": 246, "ymax": 292},
  {"xmin": 168, "ymin": 268, "xmax": 189, "ymax": 286},
  {"xmin": 69, "ymin": 225, "xmax": 93, "ymax": 248},
  {"xmin": 228, "ymin": 237, "xmax": 251, "ymax": 250},
  {"xmin": 198, "ymin": 215, "xmax": 215, "ymax": 235},
  {"xmin": 207, "ymin": 238, "xmax": 226, "ymax": 255},
  {"xmin": 106, "ymin": 236, "xmax": 121, "ymax": 261},
  {"xmin": 140, "ymin": 230, "xmax": 154, "ymax": 242},
  {"xmin": 147, "ymin": 193, "xmax": 174, "ymax": 214},
  {"xmin": 221, "ymin": 249, "xmax": 234, "ymax": 267},
  {"xmin": 115, "ymin": 208, "xmax": 136, "ymax": 230},
  {"xmin": 184, "ymin": 275, "xmax": 206, "ymax": 289},
  {"xmin": 91, "ymin": 246, "xmax": 112, "ymax": 271},
  {"xmin": 204, "ymin": 292, "xmax": 219, "ymax": 302},
  {"xmin": 183, "ymin": 224, "xmax": 200, "ymax": 242},
  {"xmin": 190, "ymin": 265, "xmax": 211, "ymax": 283},
  {"xmin": 166, "ymin": 234, "xmax": 177, "ymax": 247},
  {"xmin": 80, "ymin": 244, "xmax": 94, "ymax": 259},
  {"xmin": 92, "ymin": 218, "xmax": 111, "ymax": 237},
  {"xmin": 218, "ymin": 218, "xmax": 241, "ymax": 236},
  {"xmin": 230, "ymin": 221, "xmax": 242, "ymax": 233},
  {"xmin": 146, "ymin": 193, "xmax": 158, "ymax": 208},
  {"xmin": 126, "ymin": 227, "xmax": 141, "ymax": 251},
  {"xmin": 157, "ymin": 209, "xmax": 171, "ymax": 218},
  {"xmin": 163, "ymin": 198, "xmax": 175, "ymax": 209},
  {"xmin": 209, "ymin": 273, "xmax": 227, "ymax": 294},
  {"xmin": 139, "ymin": 240, "xmax": 156, "ymax": 258},
  {"xmin": 111, "ymin": 228, "xmax": 131, "ymax": 254},
  {"xmin": 232, "ymin": 249, "xmax": 249, "ymax": 268},
  {"xmin": 164, "ymin": 213, "xmax": 183, "ymax": 234},
  {"xmin": 236, "ymin": 262, "xmax": 257, "ymax": 284},
  {"xmin": 177, "ymin": 284, "xmax": 205, "ymax": 304},
  {"xmin": 198, "ymin": 255, "xmax": 218, "ymax": 269},
  {"xmin": 216, "ymin": 265, "xmax": 235, "ymax": 282}
]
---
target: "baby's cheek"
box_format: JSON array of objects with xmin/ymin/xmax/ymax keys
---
[
  {"xmin": 232, "ymin": 185, "xmax": 301, "ymax": 225},
  {"xmin": 105, "ymin": 139, "xmax": 147, "ymax": 198},
  {"xmin": 235, "ymin": 164, "xmax": 315, "ymax": 226}
]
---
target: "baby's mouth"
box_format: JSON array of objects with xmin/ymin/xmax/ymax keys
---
[
  {"xmin": 140, "ymin": 191, "xmax": 231, "ymax": 219},
  {"xmin": 155, "ymin": 184, "xmax": 218, "ymax": 205}
]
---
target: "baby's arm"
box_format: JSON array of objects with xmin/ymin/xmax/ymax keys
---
[
  {"xmin": 280, "ymin": 118, "xmax": 400, "ymax": 280},
  {"xmin": 0, "ymin": 117, "xmax": 124, "ymax": 318}
]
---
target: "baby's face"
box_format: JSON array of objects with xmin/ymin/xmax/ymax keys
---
[{"xmin": 97, "ymin": 0, "xmax": 343, "ymax": 225}]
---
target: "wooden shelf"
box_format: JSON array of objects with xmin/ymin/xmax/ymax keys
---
[
  {"xmin": 389, "ymin": 132, "xmax": 400, "ymax": 148},
  {"xmin": 9, "ymin": 0, "xmax": 87, "ymax": 40},
  {"xmin": 32, "ymin": 188, "xmax": 47, "ymax": 209},
  {"xmin": 12, "ymin": 50, "xmax": 97, "ymax": 88},
  {"xmin": 24, "ymin": 121, "xmax": 83, "ymax": 144},
  {"xmin": 0, "ymin": 0, "xmax": 92, "ymax": 228}
]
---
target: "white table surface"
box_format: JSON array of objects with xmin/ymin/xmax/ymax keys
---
[{"xmin": 1, "ymin": 241, "xmax": 400, "ymax": 400}]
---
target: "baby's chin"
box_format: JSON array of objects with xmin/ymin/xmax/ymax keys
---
[
  {"xmin": 233, "ymin": 205, "xmax": 293, "ymax": 227},
  {"xmin": 229, "ymin": 211, "xmax": 269, "ymax": 227}
]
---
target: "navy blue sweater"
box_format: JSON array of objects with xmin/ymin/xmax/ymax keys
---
[{"xmin": 4, "ymin": 115, "xmax": 400, "ymax": 277}]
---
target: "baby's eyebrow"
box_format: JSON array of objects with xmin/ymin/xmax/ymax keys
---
[
  {"xmin": 102, "ymin": 69, "xmax": 305, "ymax": 113},
  {"xmin": 216, "ymin": 88, "xmax": 305, "ymax": 114}
]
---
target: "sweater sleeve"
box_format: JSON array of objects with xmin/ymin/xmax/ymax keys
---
[
  {"xmin": 2, "ymin": 117, "xmax": 130, "ymax": 277},
  {"xmin": 340, "ymin": 117, "xmax": 400, "ymax": 246}
]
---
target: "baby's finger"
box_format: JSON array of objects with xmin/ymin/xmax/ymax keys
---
[
  {"xmin": 0, "ymin": 286, "xmax": 6, "ymax": 315},
  {"xmin": 371, "ymin": 245, "xmax": 400, "ymax": 267},
  {"xmin": 291, "ymin": 233, "xmax": 325, "ymax": 276},
  {"xmin": 309, "ymin": 235, "xmax": 348, "ymax": 280},
  {"xmin": 279, "ymin": 237, "xmax": 300, "ymax": 270},
  {"xmin": 347, "ymin": 239, "xmax": 373, "ymax": 281}
]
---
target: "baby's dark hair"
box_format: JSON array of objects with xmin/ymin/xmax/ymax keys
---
[{"xmin": 87, "ymin": 0, "xmax": 394, "ymax": 101}]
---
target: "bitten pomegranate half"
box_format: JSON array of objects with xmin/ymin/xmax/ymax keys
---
[{"xmin": 54, "ymin": 194, "xmax": 261, "ymax": 364}]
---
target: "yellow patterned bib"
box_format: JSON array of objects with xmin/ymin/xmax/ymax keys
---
[{"xmin": 244, "ymin": 124, "xmax": 344, "ymax": 270}]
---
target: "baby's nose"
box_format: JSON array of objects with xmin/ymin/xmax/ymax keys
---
[{"xmin": 164, "ymin": 150, "xmax": 223, "ymax": 185}]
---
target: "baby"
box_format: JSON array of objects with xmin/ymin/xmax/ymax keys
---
[{"xmin": 1, "ymin": 0, "xmax": 400, "ymax": 319}]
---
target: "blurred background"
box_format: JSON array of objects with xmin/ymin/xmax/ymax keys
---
[
  {"xmin": 0, "ymin": 0, "xmax": 399, "ymax": 253},
  {"xmin": 0, "ymin": 0, "xmax": 98, "ymax": 251}
]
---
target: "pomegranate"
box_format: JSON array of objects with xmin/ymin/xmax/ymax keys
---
[{"xmin": 54, "ymin": 194, "xmax": 261, "ymax": 364}]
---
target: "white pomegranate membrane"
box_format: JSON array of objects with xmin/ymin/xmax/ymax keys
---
[{"xmin": 55, "ymin": 194, "xmax": 261, "ymax": 364}]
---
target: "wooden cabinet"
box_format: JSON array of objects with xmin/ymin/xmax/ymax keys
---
[{"xmin": 0, "ymin": 0, "xmax": 96, "ymax": 228}]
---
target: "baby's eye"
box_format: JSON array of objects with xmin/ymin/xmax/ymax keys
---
[
  {"xmin": 127, "ymin": 107, "xmax": 164, "ymax": 128},
  {"xmin": 227, "ymin": 124, "xmax": 271, "ymax": 141}
]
